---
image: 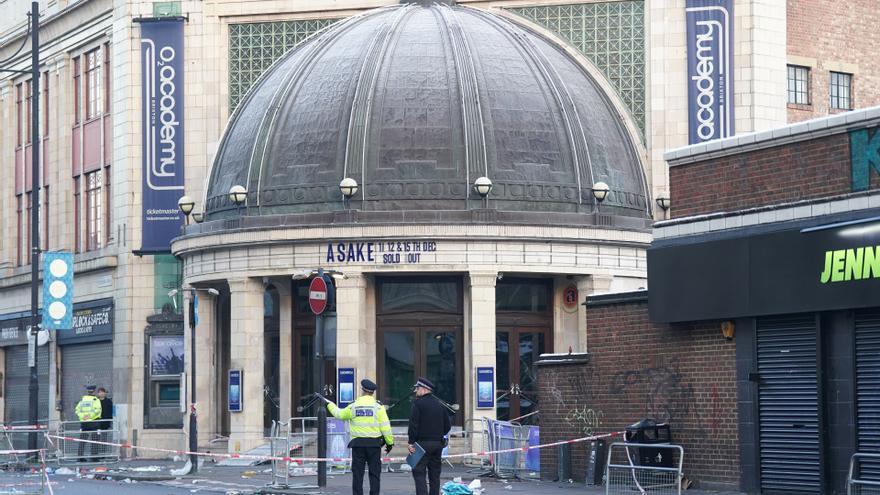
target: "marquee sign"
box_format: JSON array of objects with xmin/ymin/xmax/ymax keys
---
[{"xmin": 685, "ymin": 0, "xmax": 734, "ymax": 144}]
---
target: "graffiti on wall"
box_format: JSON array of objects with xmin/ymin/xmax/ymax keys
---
[{"xmin": 564, "ymin": 405, "xmax": 604, "ymax": 436}]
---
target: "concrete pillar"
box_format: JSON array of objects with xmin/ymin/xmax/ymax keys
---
[
  {"xmin": 227, "ymin": 278, "xmax": 265, "ymax": 453},
  {"xmin": 183, "ymin": 287, "xmax": 217, "ymax": 448},
  {"xmin": 468, "ymin": 271, "xmax": 497, "ymax": 426},
  {"xmin": 276, "ymin": 281, "xmax": 293, "ymax": 422},
  {"xmin": 336, "ymin": 272, "xmax": 370, "ymax": 388},
  {"xmin": 554, "ymin": 277, "xmax": 580, "ymax": 355}
]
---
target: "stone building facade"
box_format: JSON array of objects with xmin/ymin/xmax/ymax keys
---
[{"xmin": 0, "ymin": 0, "xmax": 876, "ymax": 458}]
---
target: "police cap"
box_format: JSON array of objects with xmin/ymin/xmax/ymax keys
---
[{"xmin": 361, "ymin": 379, "xmax": 377, "ymax": 392}]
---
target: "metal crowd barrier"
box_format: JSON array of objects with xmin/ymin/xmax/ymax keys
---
[
  {"xmin": 462, "ymin": 419, "xmax": 490, "ymax": 471},
  {"xmin": 482, "ymin": 418, "xmax": 540, "ymax": 479},
  {"xmin": 605, "ymin": 442, "xmax": 684, "ymax": 495},
  {"xmin": 268, "ymin": 416, "xmax": 350, "ymax": 488},
  {"xmin": 848, "ymin": 453, "xmax": 880, "ymax": 495},
  {"xmin": 55, "ymin": 419, "xmax": 120, "ymax": 464}
]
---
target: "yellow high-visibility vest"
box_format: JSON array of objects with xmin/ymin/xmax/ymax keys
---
[
  {"xmin": 75, "ymin": 395, "xmax": 102, "ymax": 422},
  {"xmin": 327, "ymin": 395, "xmax": 393, "ymax": 445}
]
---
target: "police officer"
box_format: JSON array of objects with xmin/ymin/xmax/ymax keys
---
[
  {"xmin": 326, "ymin": 379, "xmax": 393, "ymax": 495},
  {"xmin": 74, "ymin": 385, "xmax": 102, "ymax": 462},
  {"xmin": 408, "ymin": 377, "xmax": 452, "ymax": 495}
]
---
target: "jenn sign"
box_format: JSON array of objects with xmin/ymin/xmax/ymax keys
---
[
  {"xmin": 686, "ymin": 0, "xmax": 734, "ymax": 144},
  {"xmin": 140, "ymin": 19, "xmax": 185, "ymax": 252}
]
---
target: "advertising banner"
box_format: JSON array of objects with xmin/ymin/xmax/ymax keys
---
[
  {"xmin": 476, "ymin": 367, "xmax": 494, "ymax": 409},
  {"xmin": 685, "ymin": 0, "xmax": 734, "ymax": 144},
  {"xmin": 140, "ymin": 19, "xmax": 185, "ymax": 252},
  {"xmin": 337, "ymin": 368, "xmax": 356, "ymax": 408},
  {"xmin": 42, "ymin": 251, "xmax": 74, "ymax": 330},
  {"xmin": 229, "ymin": 370, "xmax": 242, "ymax": 412}
]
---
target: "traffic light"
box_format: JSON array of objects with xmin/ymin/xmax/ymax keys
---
[{"xmin": 42, "ymin": 251, "xmax": 74, "ymax": 330}]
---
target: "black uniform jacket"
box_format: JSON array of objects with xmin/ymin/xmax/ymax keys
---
[{"xmin": 407, "ymin": 394, "xmax": 452, "ymax": 445}]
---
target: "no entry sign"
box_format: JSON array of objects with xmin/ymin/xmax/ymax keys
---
[{"xmin": 309, "ymin": 276, "xmax": 328, "ymax": 315}]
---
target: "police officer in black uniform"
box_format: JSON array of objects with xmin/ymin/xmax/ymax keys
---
[{"xmin": 407, "ymin": 377, "xmax": 452, "ymax": 495}]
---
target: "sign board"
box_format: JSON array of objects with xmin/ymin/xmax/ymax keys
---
[
  {"xmin": 476, "ymin": 367, "xmax": 494, "ymax": 409},
  {"xmin": 58, "ymin": 299, "xmax": 114, "ymax": 345},
  {"xmin": 563, "ymin": 284, "xmax": 579, "ymax": 312},
  {"xmin": 327, "ymin": 418, "xmax": 350, "ymax": 467},
  {"xmin": 139, "ymin": 19, "xmax": 185, "ymax": 252},
  {"xmin": 685, "ymin": 0, "xmax": 734, "ymax": 144},
  {"xmin": 338, "ymin": 367, "xmax": 356, "ymax": 408},
  {"xmin": 851, "ymin": 126, "xmax": 880, "ymax": 191},
  {"xmin": 42, "ymin": 251, "xmax": 74, "ymax": 329},
  {"xmin": 229, "ymin": 369, "xmax": 242, "ymax": 412},
  {"xmin": 309, "ymin": 276, "xmax": 328, "ymax": 315}
]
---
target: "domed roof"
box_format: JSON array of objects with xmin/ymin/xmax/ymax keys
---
[{"xmin": 205, "ymin": 1, "xmax": 650, "ymax": 225}]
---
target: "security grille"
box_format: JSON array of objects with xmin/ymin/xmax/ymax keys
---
[
  {"xmin": 60, "ymin": 342, "xmax": 113, "ymax": 421},
  {"xmin": 756, "ymin": 314, "xmax": 821, "ymax": 494},
  {"xmin": 856, "ymin": 309, "xmax": 880, "ymax": 482},
  {"xmin": 4, "ymin": 345, "xmax": 49, "ymax": 425}
]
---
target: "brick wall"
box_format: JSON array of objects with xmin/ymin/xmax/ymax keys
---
[
  {"xmin": 669, "ymin": 130, "xmax": 880, "ymax": 218},
  {"xmin": 538, "ymin": 300, "xmax": 739, "ymax": 489},
  {"xmin": 787, "ymin": 0, "xmax": 880, "ymax": 122}
]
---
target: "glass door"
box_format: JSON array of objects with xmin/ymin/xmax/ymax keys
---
[
  {"xmin": 496, "ymin": 329, "xmax": 548, "ymax": 425},
  {"xmin": 379, "ymin": 327, "xmax": 462, "ymax": 424}
]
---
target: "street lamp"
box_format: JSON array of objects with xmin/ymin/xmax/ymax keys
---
[
  {"xmin": 592, "ymin": 181, "xmax": 610, "ymax": 214},
  {"xmin": 177, "ymin": 195, "xmax": 195, "ymax": 225},
  {"xmin": 473, "ymin": 176, "xmax": 492, "ymax": 207},
  {"xmin": 191, "ymin": 211, "xmax": 204, "ymax": 224},
  {"xmin": 339, "ymin": 178, "xmax": 358, "ymax": 210},
  {"xmin": 655, "ymin": 195, "xmax": 671, "ymax": 216},
  {"xmin": 167, "ymin": 286, "xmax": 220, "ymax": 474},
  {"xmin": 229, "ymin": 185, "xmax": 247, "ymax": 218}
]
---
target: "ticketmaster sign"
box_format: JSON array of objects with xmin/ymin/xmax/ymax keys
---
[{"xmin": 685, "ymin": 0, "xmax": 734, "ymax": 144}]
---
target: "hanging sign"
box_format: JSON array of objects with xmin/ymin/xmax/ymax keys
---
[
  {"xmin": 476, "ymin": 367, "xmax": 495, "ymax": 409},
  {"xmin": 685, "ymin": 0, "xmax": 734, "ymax": 144},
  {"xmin": 139, "ymin": 19, "xmax": 185, "ymax": 252}
]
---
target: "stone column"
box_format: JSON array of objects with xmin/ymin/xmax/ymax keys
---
[
  {"xmin": 336, "ymin": 272, "xmax": 370, "ymax": 390},
  {"xmin": 579, "ymin": 275, "xmax": 614, "ymax": 353},
  {"xmin": 227, "ymin": 278, "xmax": 265, "ymax": 453},
  {"xmin": 276, "ymin": 281, "xmax": 293, "ymax": 422},
  {"xmin": 468, "ymin": 272, "xmax": 497, "ymax": 426},
  {"xmin": 182, "ymin": 287, "xmax": 217, "ymax": 448}
]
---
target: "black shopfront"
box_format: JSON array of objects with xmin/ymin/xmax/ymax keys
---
[{"xmin": 649, "ymin": 212, "xmax": 880, "ymax": 495}]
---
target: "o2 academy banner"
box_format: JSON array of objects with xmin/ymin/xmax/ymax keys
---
[
  {"xmin": 685, "ymin": 0, "xmax": 734, "ymax": 144},
  {"xmin": 140, "ymin": 20, "xmax": 185, "ymax": 252}
]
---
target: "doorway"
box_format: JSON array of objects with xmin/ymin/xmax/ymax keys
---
[
  {"xmin": 291, "ymin": 281, "xmax": 337, "ymax": 418},
  {"xmin": 495, "ymin": 278, "xmax": 553, "ymax": 425},
  {"xmin": 496, "ymin": 329, "xmax": 548, "ymax": 424},
  {"xmin": 376, "ymin": 276, "xmax": 463, "ymax": 425}
]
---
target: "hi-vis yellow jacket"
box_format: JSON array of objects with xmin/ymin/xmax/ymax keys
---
[
  {"xmin": 328, "ymin": 395, "xmax": 394, "ymax": 446},
  {"xmin": 75, "ymin": 395, "xmax": 102, "ymax": 422}
]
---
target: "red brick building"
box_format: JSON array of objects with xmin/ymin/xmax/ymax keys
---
[{"xmin": 539, "ymin": 106, "xmax": 880, "ymax": 493}]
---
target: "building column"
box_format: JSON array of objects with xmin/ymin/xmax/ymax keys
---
[
  {"xmin": 336, "ymin": 272, "xmax": 371, "ymax": 389},
  {"xmin": 227, "ymin": 278, "xmax": 265, "ymax": 452},
  {"xmin": 468, "ymin": 271, "xmax": 497, "ymax": 425},
  {"xmin": 276, "ymin": 281, "xmax": 293, "ymax": 422},
  {"xmin": 183, "ymin": 287, "xmax": 217, "ymax": 448},
  {"xmin": 579, "ymin": 275, "xmax": 614, "ymax": 353}
]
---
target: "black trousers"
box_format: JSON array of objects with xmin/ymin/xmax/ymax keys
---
[
  {"xmin": 412, "ymin": 440, "xmax": 444, "ymax": 495},
  {"xmin": 77, "ymin": 425, "xmax": 99, "ymax": 459},
  {"xmin": 351, "ymin": 446, "xmax": 381, "ymax": 495}
]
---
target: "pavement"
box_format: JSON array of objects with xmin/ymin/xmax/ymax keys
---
[{"xmin": 0, "ymin": 458, "xmax": 749, "ymax": 494}]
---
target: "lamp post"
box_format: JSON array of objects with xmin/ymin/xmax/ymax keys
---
[
  {"xmin": 177, "ymin": 196, "xmax": 195, "ymax": 225},
  {"xmin": 473, "ymin": 176, "xmax": 492, "ymax": 208},
  {"xmin": 592, "ymin": 181, "xmax": 610, "ymax": 215},
  {"xmin": 339, "ymin": 178, "xmax": 358, "ymax": 210},
  {"xmin": 168, "ymin": 285, "xmax": 219, "ymax": 474}
]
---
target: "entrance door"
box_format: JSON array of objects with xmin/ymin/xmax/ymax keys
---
[
  {"xmin": 496, "ymin": 329, "xmax": 548, "ymax": 425},
  {"xmin": 379, "ymin": 326, "xmax": 461, "ymax": 425}
]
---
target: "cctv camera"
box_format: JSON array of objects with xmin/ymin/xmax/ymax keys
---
[
  {"xmin": 167, "ymin": 289, "xmax": 179, "ymax": 298},
  {"xmin": 207, "ymin": 288, "xmax": 220, "ymax": 296}
]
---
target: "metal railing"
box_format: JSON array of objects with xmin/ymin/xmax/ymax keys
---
[
  {"xmin": 605, "ymin": 442, "xmax": 684, "ymax": 495},
  {"xmin": 482, "ymin": 417, "xmax": 540, "ymax": 479},
  {"xmin": 267, "ymin": 417, "xmax": 351, "ymax": 489},
  {"xmin": 55, "ymin": 419, "xmax": 120, "ymax": 464},
  {"xmin": 849, "ymin": 453, "xmax": 880, "ymax": 495}
]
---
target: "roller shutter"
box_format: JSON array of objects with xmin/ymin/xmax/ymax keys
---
[
  {"xmin": 856, "ymin": 309, "xmax": 880, "ymax": 481},
  {"xmin": 4, "ymin": 345, "xmax": 50, "ymax": 424},
  {"xmin": 757, "ymin": 314, "xmax": 821, "ymax": 494},
  {"xmin": 60, "ymin": 342, "xmax": 113, "ymax": 421}
]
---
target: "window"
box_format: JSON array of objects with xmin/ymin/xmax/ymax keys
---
[
  {"xmin": 85, "ymin": 47, "xmax": 103, "ymax": 120},
  {"xmin": 25, "ymin": 81, "xmax": 32, "ymax": 144},
  {"xmin": 85, "ymin": 171, "xmax": 103, "ymax": 251},
  {"xmin": 74, "ymin": 177, "xmax": 80, "ymax": 253},
  {"xmin": 73, "ymin": 57, "xmax": 81, "ymax": 124},
  {"xmin": 43, "ymin": 72, "xmax": 49, "ymax": 136},
  {"xmin": 787, "ymin": 65, "xmax": 810, "ymax": 105},
  {"xmin": 15, "ymin": 84, "xmax": 22, "ymax": 147},
  {"xmin": 831, "ymin": 71, "xmax": 852, "ymax": 110},
  {"xmin": 17, "ymin": 191, "xmax": 48, "ymax": 266},
  {"xmin": 15, "ymin": 196, "xmax": 22, "ymax": 266}
]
